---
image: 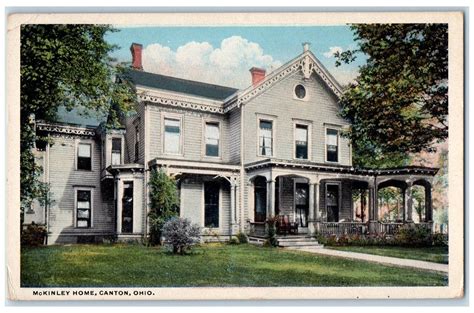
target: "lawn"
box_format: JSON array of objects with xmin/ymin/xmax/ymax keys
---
[
  {"xmin": 327, "ymin": 246, "xmax": 449, "ymax": 264},
  {"xmin": 21, "ymin": 243, "xmax": 448, "ymax": 287}
]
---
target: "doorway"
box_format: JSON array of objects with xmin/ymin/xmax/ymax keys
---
[{"xmin": 295, "ymin": 183, "xmax": 309, "ymax": 227}]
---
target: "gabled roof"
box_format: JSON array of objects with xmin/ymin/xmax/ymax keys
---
[
  {"xmin": 53, "ymin": 106, "xmax": 106, "ymax": 127},
  {"xmin": 224, "ymin": 50, "xmax": 344, "ymax": 112},
  {"xmin": 123, "ymin": 69, "xmax": 239, "ymax": 101}
]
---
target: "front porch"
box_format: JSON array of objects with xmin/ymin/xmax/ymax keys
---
[{"xmin": 245, "ymin": 159, "xmax": 438, "ymax": 237}]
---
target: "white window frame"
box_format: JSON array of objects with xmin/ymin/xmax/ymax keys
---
[
  {"xmin": 293, "ymin": 83, "xmax": 310, "ymax": 102},
  {"xmin": 256, "ymin": 114, "xmax": 277, "ymax": 158},
  {"xmin": 73, "ymin": 186, "xmax": 94, "ymax": 228},
  {"xmin": 324, "ymin": 125, "xmax": 341, "ymax": 164},
  {"xmin": 293, "ymin": 120, "xmax": 312, "ymax": 160},
  {"xmin": 202, "ymin": 118, "xmax": 222, "ymax": 159},
  {"xmin": 161, "ymin": 112, "xmax": 184, "ymax": 156},
  {"xmin": 110, "ymin": 136, "xmax": 124, "ymax": 166},
  {"xmin": 75, "ymin": 139, "xmax": 94, "ymax": 171}
]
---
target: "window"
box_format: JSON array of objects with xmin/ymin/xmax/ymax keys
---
[
  {"xmin": 134, "ymin": 126, "xmax": 140, "ymax": 162},
  {"xmin": 111, "ymin": 138, "xmax": 122, "ymax": 165},
  {"xmin": 164, "ymin": 118, "xmax": 181, "ymax": 154},
  {"xmin": 294, "ymin": 84, "xmax": 306, "ymax": 99},
  {"xmin": 254, "ymin": 176, "xmax": 267, "ymax": 222},
  {"xmin": 204, "ymin": 182, "xmax": 219, "ymax": 228},
  {"xmin": 295, "ymin": 124, "xmax": 308, "ymax": 159},
  {"xmin": 205, "ymin": 122, "xmax": 220, "ymax": 157},
  {"xmin": 76, "ymin": 190, "xmax": 91, "ymax": 228},
  {"xmin": 326, "ymin": 128, "xmax": 339, "ymax": 162},
  {"xmin": 259, "ymin": 120, "xmax": 273, "ymax": 156},
  {"xmin": 122, "ymin": 181, "xmax": 133, "ymax": 233},
  {"xmin": 77, "ymin": 143, "xmax": 91, "ymax": 170}
]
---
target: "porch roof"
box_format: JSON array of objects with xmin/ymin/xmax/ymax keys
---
[
  {"xmin": 244, "ymin": 158, "xmax": 439, "ymax": 176},
  {"xmin": 149, "ymin": 157, "xmax": 240, "ymax": 176}
]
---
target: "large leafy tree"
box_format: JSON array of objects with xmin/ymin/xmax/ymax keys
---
[
  {"xmin": 20, "ymin": 24, "xmax": 135, "ymax": 214},
  {"xmin": 336, "ymin": 24, "xmax": 448, "ymax": 167}
]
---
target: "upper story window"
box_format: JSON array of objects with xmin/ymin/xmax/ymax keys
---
[
  {"xmin": 259, "ymin": 120, "xmax": 273, "ymax": 157},
  {"xmin": 111, "ymin": 138, "xmax": 122, "ymax": 165},
  {"xmin": 164, "ymin": 117, "xmax": 181, "ymax": 154},
  {"xmin": 76, "ymin": 189, "xmax": 91, "ymax": 228},
  {"xmin": 295, "ymin": 124, "xmax": 309, "ymax": 159},
  {"xmin": 326, "ymin": 128, "xmax": 339, "ymax": 162},
  {"xmin": 134, "ymin": 126, "xmax": 140, "ymax": 162},
  {"xmin": 205, "ymin": 122, "xmax": 220, "ymax": 157},
  {"xmin": 77, "ymin": 143, "xmax": 92, "ymax": 171}
]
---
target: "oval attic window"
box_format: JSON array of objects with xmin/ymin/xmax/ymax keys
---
[{"xmin": 295, "ymin": 84, "xmax": 306, "ymax": 99}]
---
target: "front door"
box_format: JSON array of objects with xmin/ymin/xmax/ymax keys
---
[
  {"xmin": 204, "ymin": 181, "xmax": 220, "ymax": 228},
  {"xmin": 295, "ymin": 183, "xmax": 309, "ymax": 227}
]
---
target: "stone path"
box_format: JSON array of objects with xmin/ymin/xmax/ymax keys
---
[{"xmin": 289, "ymin": 247, "xmax": 449, "ymax": 273}]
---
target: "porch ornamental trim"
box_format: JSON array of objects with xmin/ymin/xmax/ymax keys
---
[{"xmin": 245, "ymin": 158, "xmax": 439, "ymax": 176}]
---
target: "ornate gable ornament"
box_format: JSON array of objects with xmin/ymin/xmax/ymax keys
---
[{"xmin": 223, "ymin": 51, "xmax": 343, "ymax": 113}]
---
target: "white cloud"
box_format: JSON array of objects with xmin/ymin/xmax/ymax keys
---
[
  {"xmin": 323, "ymin": 46, "xmax": 343, "ymax": 58},
  {"xmin": 326, "ymin": 64, "xmax": 359, "ymax": 86},
  {"xmin": 142, "ymin": 36, "xmax": 282, "ymax": 89}
]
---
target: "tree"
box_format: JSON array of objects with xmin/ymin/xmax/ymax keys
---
[
  {"xmin": 20, "ymin": 25, "xmax": 135, "ymax": 215},
  {"xmin": 335, "ymin": 24, "xmax": 448, "ymax": 167},
  {"xmin": 148, "ymin": 169, "xmax": 179, "ymax": 245}
]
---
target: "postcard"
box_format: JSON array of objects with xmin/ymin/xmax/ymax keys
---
[{"xmin": 6, "ymin": 11, "xmax": 464, "ymax": 300}]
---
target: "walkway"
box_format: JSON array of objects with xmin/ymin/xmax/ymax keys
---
[{"xmin": 288, "ymin": 247, "xmax": 449, "ymax": 273}]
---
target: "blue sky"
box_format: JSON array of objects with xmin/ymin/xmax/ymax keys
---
[{"xmin": 106, "ymin": 26, "xmax": 365, "ymax": 88}]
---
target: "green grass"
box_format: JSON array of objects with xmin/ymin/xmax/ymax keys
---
[
  {"xmin": 327, "ymin": 246, "xmax": 449, "ymax": 264},
  {"xmin": 21, "ymin": 243, "xmax": 447, "ymax": 287}
]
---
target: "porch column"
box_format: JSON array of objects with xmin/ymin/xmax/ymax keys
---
[
  {"xmin": 116, "ymin": 179, "xmax": 123, "ymax": 234},
  {"xmin": 267, "ymin": 179, "xmax": 276, "ymax": 218},
  {"xmin": 315, "ymin": 182, "xmax": 320, "ymax": 221},
  {"xmin": 308, "ymin": 183, "xmax": 315, "ymax": 221},
  {"xmin": 405, "ymin": 181, "xmax": 413, "ymax": 222},
  {"xmin": 368, "ymin": 184, "xmax": 377, "ymax": 233},
  {"xmin": 230, "ymin": 180, "xmax": 236, "ymax": 224},
  {"xmin": 425, "ymin": 184, "xmax": 433, "ymax": 222}
]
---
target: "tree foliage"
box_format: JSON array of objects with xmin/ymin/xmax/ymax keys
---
[
  {"xmin": 336, "ymin": 24, "xmax": 448, "ymax": 167},
  {"xmin": 162, "ymin": 217, "xmax": 201, "ymax": 254},
  {"xmin": 148, "ymin": 169, "xmax": 179, "ymax": 245},
  {"xmin": 20, "ymin": 24, "xmax": 136, "ymax": 212}
]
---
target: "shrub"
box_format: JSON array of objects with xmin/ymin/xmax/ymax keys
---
[
  {"xmin": 162, "ymin": 217, "xmax": 201, "ymax": 255},
  {"xmin": 228, "ymin": 237, "xmax": 240, "ymax": 245},
  {"xmin": 265, "ymin": 216, "xmax": 278, "ymax": 247},
  {"xmin": 21, "ymin": 223, "xmax": 47, "ymax": 247},
  {"xmin": 148, "ymin": 169, "xmax": 179, "ymax": 245},
  {"xmin": 236, "ymin": 232, "xmax": 248, "ymax": 244},
  {"xmin": 432, "ymin": 233, "xmax": 448, "ymax": 247},
  {"xmin": 394, "ymin": 225, "xmax": 432, "ymax": 247}
]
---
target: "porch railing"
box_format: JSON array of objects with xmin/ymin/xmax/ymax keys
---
[
  {"xmin": 377, "ymin": 222, "xmax": 404, "ymax": 235},
  {"xmin": 318, "ymin": 222, "xmax": 368, "ymax": 236},
  {"xmin": 248, "ymin": 221, "xmax": 266, "ymax": 237}
]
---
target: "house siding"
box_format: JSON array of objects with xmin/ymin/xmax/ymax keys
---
[
  {"xmin": 242, "ymin": 71, "xmax": 351, "ymax": 166},
  {"xmin": 46, "ymin": 136, "xmax": 114, "ymax": 244},
  {"xmin": 147, "ymin": 104, "xmax": 231, "ymax": 163}
]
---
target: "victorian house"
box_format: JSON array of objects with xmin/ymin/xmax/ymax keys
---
[{"xmin": 25, "ymin": 43, "xmax": 438, "ymax": 244}]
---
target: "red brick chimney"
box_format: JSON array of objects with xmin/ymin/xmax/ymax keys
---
[
  {"xmin": 130, "ymin": 43, "xmax": 143, "ymax": 70},
  {"xmin": 249, "ymin": 67, "xmax": 266, "ymax": 86}
]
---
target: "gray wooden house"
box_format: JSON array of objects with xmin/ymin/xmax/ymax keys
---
[{"xmin": 26, "ymin": 43, "xmax": 438, "ymax": 244}]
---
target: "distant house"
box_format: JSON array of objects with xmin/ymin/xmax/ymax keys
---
[{"xmin": 25, "ymin": 43, "xmax": 438, "ymax": 244}]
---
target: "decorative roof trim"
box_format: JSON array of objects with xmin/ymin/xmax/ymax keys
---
[
  {"xmin": 224, "ymin": 51, "xmax": 343, "ymax": 110},
  {"xmin": 138, "ymin": 93, "xmax": 225, "ymax": 114},
  {"xmin": 36, "ymin": 122, "xmax": 96, "ymax": 138}
]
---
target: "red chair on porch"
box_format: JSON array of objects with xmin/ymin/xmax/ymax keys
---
[{"xmin": 276, "ymin": 215, "xmax": 298, "ymax": 235}]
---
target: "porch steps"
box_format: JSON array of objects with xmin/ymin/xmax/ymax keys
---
[{"xmin": 277, "ymin": 236, "xmax": 323, "ymax": 249}]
